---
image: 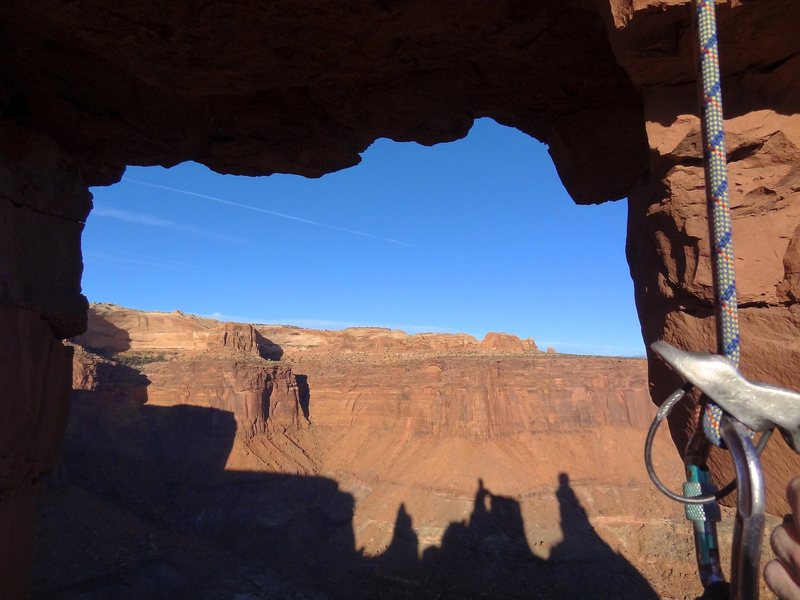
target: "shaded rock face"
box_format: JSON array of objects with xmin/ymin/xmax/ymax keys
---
[
  {"xmin": 71, "ymin": 345, "xmax": 149, "ymax": 407},
  {"xmin": 143, "ymin": 357, "xmax": 302, "ymax": 437},
  {"xmin": 1, "ymin": 0, "xmax": 800, "ymax": 595}
]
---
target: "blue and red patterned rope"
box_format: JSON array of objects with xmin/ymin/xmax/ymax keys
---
[{"xmin": 694, "ymin": 0, "xmax": 740, "ymax": 447}]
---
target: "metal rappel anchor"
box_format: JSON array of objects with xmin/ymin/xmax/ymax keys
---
[{"xmin": 645, "ymin": 341, "xmax": 800, "ymax": 599}]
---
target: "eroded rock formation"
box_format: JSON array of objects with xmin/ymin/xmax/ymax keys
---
[{"xmin": 2, "ymin": 1, "xmax": 800, "ymax": 596}]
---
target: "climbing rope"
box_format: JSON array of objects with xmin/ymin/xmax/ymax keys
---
[{"xmin": 694, "ymin": 0, "xmax": 741, "ymax": 448}]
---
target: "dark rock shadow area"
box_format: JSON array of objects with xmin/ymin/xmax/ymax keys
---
[{"xmin": 34, "ymin": 363, "xmax": 658, "ymax": 599}]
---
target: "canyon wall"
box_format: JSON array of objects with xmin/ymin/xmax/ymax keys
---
[
  {"xmin": 1, "ymin": 1, "xmax": 800, "ymax": 596},
  {"xmin": 37, "ymin": 306, "xmax": 709, "ymax": 597}
]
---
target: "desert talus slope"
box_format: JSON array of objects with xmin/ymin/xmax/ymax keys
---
[{"xmin": 34, "ymin": 304, "xmax": 776, "ymax": 599}]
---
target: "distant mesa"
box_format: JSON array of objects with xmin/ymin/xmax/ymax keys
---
[
  {"xmin": 79, "ymin": 303, "xmax": 543, "ymax": 359},
  {"xmin": 72, "ymin": 302, "xmax": 263, "ymax": 357},
  {"xmin": 69, "ymin": 303, "xmax": 655, "ymax": 439}
]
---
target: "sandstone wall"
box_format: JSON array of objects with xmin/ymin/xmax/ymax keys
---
[
  {"xmin": 256, "ymin": 324, "xmax": 537, "ymax": 356},
  {"xmin": 143, "ymin": 356, "xmax": 302, "ymax": 437},
  {"xmin": 72, "ymin": 348, "xmax": 302, "ymax": 439},
  {"xmin": 290, "ymin": 354, "xmax": 650, "ymax": 438},
  {"xmin": 610, "ymin": 1, "xmax": 800, "ymax": 507}
]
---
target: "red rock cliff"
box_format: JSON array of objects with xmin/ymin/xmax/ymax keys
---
[
  {"xmin": 143, "ymin": 355, "xmax": 302, "ymax": 437},
  {"xmin": 48, "ymin": 307, "xmax": 691, "ymax": 597}
]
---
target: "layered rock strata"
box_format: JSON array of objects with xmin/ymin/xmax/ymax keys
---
[
  {"xmin": 143, "ymin": 355, "xmax": 303, "ymax": 437},
  {"xmin": 72, "ymin": 347, "xmax": 302, "ymax": 439},
  {"xmin": 37, "ymin": 307, "xmax": 710, "ymax": 597}
]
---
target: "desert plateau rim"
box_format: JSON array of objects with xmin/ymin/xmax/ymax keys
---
[{"xmin": 3, "ymin": 1, "xmax": 800, "ymax": 598}]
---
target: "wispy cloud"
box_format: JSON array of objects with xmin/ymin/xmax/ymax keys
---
[
  {"xmin": 91, "ymin": 206, "xmax": 254, "ymax": 247},
  {"xmin": 84, "ymin": 247, "xmax": 209, "ymax": 272},
  {"xmin": 92, "ymin": 207, "xmax": 172, "ymax": 227},
  {"xmin": 122, "ymin": 177, "xmax": 416, "ymax": 248},
  {"xmin": 205, "ymin": 312, "xmax": 445, "ymax": 334}
]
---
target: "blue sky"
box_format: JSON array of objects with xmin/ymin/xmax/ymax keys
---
[{"xmin": 83, "ymin": 118, "xmax": 644, "ymax": 356}]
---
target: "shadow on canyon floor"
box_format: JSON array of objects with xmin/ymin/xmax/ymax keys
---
[{"xmin": 34, "ymin": 364, "xmax": 658, "ymax": 599}]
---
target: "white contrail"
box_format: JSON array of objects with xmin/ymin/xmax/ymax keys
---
[
  {"xmin": 86, "ymin": 246, "xmax": 209, "ymax": 272},
  {"xmin": 84, "ymin": 251, "xmax": 208, "ymax": 272},
  {"xmin": 92, "ymin": 206, "xmax": 172, "ymax": 227},
  {"xmin": 123, "ymin": 177, "xmax": 416, "ymax": 248}
]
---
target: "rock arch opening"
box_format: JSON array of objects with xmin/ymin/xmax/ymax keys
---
[{"xmin": 83, "ymin": 118, "xmax": 642, "ymax": 356}]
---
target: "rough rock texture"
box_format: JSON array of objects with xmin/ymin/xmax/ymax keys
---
[
  {"xmin": 144, "ymin": 355, "xmax": 303, "ymax": 437},
  {"xmin": 1, "ymin": 0, "xmax": 800, "ymax": 596},
  {"xmin": 72, "ymin": 348, "xmax": 303, "ymax": 439},
  {"xmin": 71, "ymin": 344, "xmax": 149, "ymax": 406},
  {"xmin": 0, "ymin": 1, "xmax": 647, "ymax": 202},
  {"xmin": 290, "ymin": 353, "xmax": 651, "ymax": 437},
  {"xmin": 617, "ymin": 2, "xmax": 800, "ymax": 510},
  {"xmin": 0, "ymin": 303, "xmax": 73, "ymax": 599}
]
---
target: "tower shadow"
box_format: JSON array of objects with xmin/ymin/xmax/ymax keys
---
[
  {"xmin": 295, "ymin": 374, "xmax": 311, "ymax": 420},
  {"xmin": 404, "ymin": 477, "xmax": 658, "ymax": 599}
]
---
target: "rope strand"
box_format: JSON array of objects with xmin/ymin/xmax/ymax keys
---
[{"xmin": 695, "ymin": 0, "xmax": 740, "ymax": 447}]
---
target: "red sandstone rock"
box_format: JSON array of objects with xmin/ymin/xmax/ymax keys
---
[
  {"xmin": 624, "ymin": 59, "xmax": 800, "ymax": 513},
  {"xmin": 480, "ymin": 332, "xmax": 537, "ymax": 352},
  {"xmin": 257, "ymin": 325, "xmax": 487, "ymax": 356},
  {"xmin": 70, "ymin": 344, "xmax": 149, "ymax": 407},
  {"xmin": 143, "ymin": 354, "xmax": 302, "ymax": 437},
  {"xmin": 291, "ymin": 353, "xmax": 651, "ymax": 437},
  {"xmin": 71, "ymin": 346, "xmax": 302, "ymax": 439}
]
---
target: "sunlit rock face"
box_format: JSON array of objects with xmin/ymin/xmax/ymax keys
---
[
  {"xmin": 2, "ymin": 0, "xmax": 800, "ymax": 595},
  {"xmin": 71, "ymin": 346, "xmax": 302, "ymax": 439},
  {"xmin": 73, "ymin": 303, "xmax": 264, "ymax": 356}
]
